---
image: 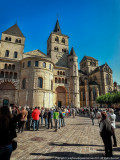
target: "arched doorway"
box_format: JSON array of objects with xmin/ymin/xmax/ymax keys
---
[
  {"xmin": 0, "ymin": 82, "xmax": 15, "ymax": 106},
  {"xmin": 56, "ymin": 86, "xmax": 67, "ymax": 107},
  {"xmin": 3, "ymin": 99, "xmax": 9, "ymax": 106}
]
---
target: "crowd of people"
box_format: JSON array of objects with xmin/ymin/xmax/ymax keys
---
[{"xmin": 0, "ymin": 104, "xmax": 119, "ymax": 159}]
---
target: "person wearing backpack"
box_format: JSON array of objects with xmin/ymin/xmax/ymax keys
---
[{"xmin": 99, "ymin": 111, "xmax": 113, "ymax": 157}]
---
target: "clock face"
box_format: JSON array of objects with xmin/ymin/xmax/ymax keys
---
[{"xmin": 56, "ymin": 53, "xmax": 63, "ymax": 60}]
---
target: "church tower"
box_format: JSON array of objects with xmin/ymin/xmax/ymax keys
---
[
  {"xmin": 47, "ymin": 19, "xmax": 69, "ymax": 67},
  {"xmin": 0, "ymin": 23, "xmax": 25, "ymax": 60},
  {"xmin": 68, "ymin": 47, "xmax": 80, "ymax": 108}
]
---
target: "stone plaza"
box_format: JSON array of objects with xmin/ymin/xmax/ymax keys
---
[{"xmin": 11, "ymin": 115, "xmax": 120, "ymax": 160}]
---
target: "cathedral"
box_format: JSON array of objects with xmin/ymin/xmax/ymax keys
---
[{"xmin": 0, "ymin": 20, "xmax": 113, "ymax": 108}]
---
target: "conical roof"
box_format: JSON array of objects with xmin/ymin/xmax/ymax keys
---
[
  {"xmin": 70, "ymin": 47, "xmax": 77, "ymax": 56},
  {"xmin": 53, "ymin": 19, "xmax": 61, "ymax": 34},
  {"xmin": 3, "ymin": 24, "xmax": 25, "ymax": 38}
]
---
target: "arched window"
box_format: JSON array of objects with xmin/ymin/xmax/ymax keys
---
[
  {"xmin": 63, "ymin": 72, "xmax": 65, "ymax": 75},
  {"xmin": 55, "ymin": 36, "xmax": 59, "ymax": 42},
  {"xmin": 51, "ymin": 80, "xmax": 53, "ymax": 90},
  {"xmin": 19, "ymin": 39, "xmax": 21, "ymax": 43},
  {"xmin": 54, "ymin": 47, "xmax": 59, "ymax": 51},
  {"xmin": 38, "ymin": 77, "xmax": 43, "ymax": 88},
  {"xmin": 62, "ymin": 78, "xmax": 64, "ymax": 83},
  {"xmin": 28, "ymin": 61, "xmax": 31, "ymax": 67},
  {"xmin": 15, "ymin": 39, "xmax": 18, "ymax": 43},
  {"xmin": 93, "ymin": 88, "xmax": 97, "ymax": 101},
  {"xmin": 5, "ymin": 50, "xmax": 9, "ymax": 57},
  {"xmin": 1, "ymin": 71, "xmax": 4, "ymax": 78},
  {"xmin": 58, "ymin": 78, "xmax": 61, "ymax": 83},
  {"xmin": 35, "ymin": 61, "xmax": 39, "ymax": 67},
  {"xmin": 55, "ymin": 77, "xmax": 57, "ymax": 83},
  {"xmin": 57, "ymin": 71, "xmax": 59, "ymax": 75},
  {"xmin": 43, "ymin": 62, "xmax": 46, "ymax": 68},
  {"xmin": 5, "ymin": 72, "xmax": 8, "ymax": 78},
  {"xmin": 12, "ymin": 65, "xmax": 15, "ymax": 70},
  {"xmin": 9, "ymin": 72, "xmax": 13, "ymax": 78},
  {"xmin": 22, "ymin": 78, "xmax": 26, "ymax": 89},
  {"xmin": 14, "ymin": 73, "xmax": 17, "ymax": 79},
  {"xmin": 14, "ymin": 52, "xmax": 18, "ymax": 58},
  {"xmin": 9, "ymin": 37, "xmax": 11, "ymax": 41},
  {"xmin": 8, "ymin": 64, "xmax": 11, "ymax": 69},
  {"xmin": 62, "ymin": 38, "xmax": 65, "ymax": 44},
  {"xmin": 4, "ymin": 64, "xmax": 7, "ymax": 69},
  {"xmin": 60, "ymin": 71, "xmax": 62, "ymax": 75},
  {"xmin": 65, "ymin": 79, "xmax": 67, "ymax": 84},
  {"xmin": 49, "ymin": 64, "xmax": 51, "ymax": 70},
  {"xmin": 5, "ymin": 37, "xmax": 8, "ymax": 41}
]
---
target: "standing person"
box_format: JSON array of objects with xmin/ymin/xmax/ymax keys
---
[
  {"xmin": 18, "ymin": 106, "xmax": 28, "ymax": 133},
  {"xmin": 41, "ymin": 107, "xmax": 44, "ymax": 126},
  {"xmin": 108, "ymin": 109, "xmax": 117, "ymax": 147},
  {"xmin": 61, "ymin": 108, "xmax": 65, "ymax": 127},
  {"xmin": 44, "ymin": 108, "xmax": 48, "ymax": 128},
  {"xmin": 48, "ymin": 109, "xmax": 53, "ymax": 129},
  {"xmin": 26, "ymin": 107, "xmax": 32, "ymax": 130},
  {"xmin": 72, "ymin": 108, "xmax": 76, "ymax": 118},
  {"xmin": 59, "ymin": 108, "xmax": 62, "ymax": 129},
  {"xmin": 90, "ymin": 110, "xmax": 95, "ymax": 125},
  {"xmin": 96, "ymin": 110, "xmax": 101, "ymax": 126},
  {"xmin": 0, "ymin": 106, "xmax": 21, "ymax": 160},
  {"xmin": 53, "ymin": 108, "xmax": 59, "ymax": 132},
  {"xmin": 32, "ymin": 107, "xmax": 40, "ymax": 131},
  {"xmin": 100, "ymin": 111, "xmax": 113, "ymax": 157}
]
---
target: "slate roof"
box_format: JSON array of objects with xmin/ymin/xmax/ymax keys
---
[
  {"xmin": 53, "ymin": 19, "xmax": 61, "ymax": 34},
  {"xmin": 3, "ymin": 24, "xmax": 25, "ymax": 38},
  {"xmin": 80, "ymin": 56, "xmax": 98, "ymax": 63},
  {"xmin": 69, "ymin": 47, "xmax": 77, "ymax": 56},
  {"xmin": 79, "ymin": 70, "xmax": 87, "ymax": 75}
]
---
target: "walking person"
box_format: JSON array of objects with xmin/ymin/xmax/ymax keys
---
[
  {"xmin": 53, "ymin": 108, "xmax": 59, "ymax": 132},
  {"xmin": 32, "ymin": 107, "xmax": 40, "ymax": 131},
  {"xmin": 90, "ymin": 110, "xmax": 95, "ymax": 125},
  {"xmin": 99, "ymin": 111, "xmax": 113, "ymax": 157},
  {"xmin": 108, "ymin": 109, "xmax": 117, "ymax": 147}
]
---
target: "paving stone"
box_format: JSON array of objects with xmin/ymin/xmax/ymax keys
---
[{"xmin": 11, "ymin": 115, "xmax": 120, "ymax": 160}]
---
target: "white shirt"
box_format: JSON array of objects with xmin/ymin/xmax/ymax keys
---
[{"xmin": 108, "ymin": 113, "xmax": 116, "ymax": 129}]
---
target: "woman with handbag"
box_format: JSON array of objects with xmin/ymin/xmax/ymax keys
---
[{"xmin": 0, "ymin": 106, "xmax": 21, "ymax": 160}]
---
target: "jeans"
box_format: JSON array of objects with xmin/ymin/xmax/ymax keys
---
[
  {"xmin": 41, "ymin": 116, "xmax": 43, "ymax": 125},
  {"xmin": 48, "ymin": 118, "xmax": 53, "ymax": 129},
  {"xmin": 18, "ymin": 121, "xmax": 25, "ymax": 132},
  {"xmin": 0, "ymin": 144, "xmax": 12, "ymax": 160},
  {"xmin": 59, "ymin": 118, "xmax": 61, "ymax": 128},
  {"xmin": 55, "ymin": 119, "xmax": 58, "ymax": 131},
  {"xmin": 33, "ymin": 120, "xmax": 39, "ymax": 130},
  {"xmin": 91, "ymin": 118, "xmax": 94, "ymax": 125},
  {"xmin": 61, "ymin": 118, "xmax": 65, "ymax": 127},
  {"xmin": 45, "ymin": 118, "xmax": 48, "ymax": 127}
]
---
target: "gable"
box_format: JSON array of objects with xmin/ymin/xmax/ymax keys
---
[{"xmin": 23, "ymin": 49, "xmax": 48, "ymax": 58}]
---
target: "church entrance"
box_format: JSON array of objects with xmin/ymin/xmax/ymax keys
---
[
  {"xmin": 0, "ymin": 82, "xmax": 15, "ymax": 106},
  {"xmin": 56, "ymin": 86, "xmax": 67, "ymax": 107},
  {"xmin": 3, "ymin": 99, "xmax": 9, "ymax": 106}
]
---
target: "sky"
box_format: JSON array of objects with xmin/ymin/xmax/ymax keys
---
[{"xmin": 0, "ymin": 0, "xmax": 120, "ymax": 84}]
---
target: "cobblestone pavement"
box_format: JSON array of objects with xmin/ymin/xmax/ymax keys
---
[{"xmin": 11, "ymin": 115, "xmax": 120, "ymax": 160}]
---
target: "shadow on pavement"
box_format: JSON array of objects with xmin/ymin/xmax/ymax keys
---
[
  {"xmin": 30, "ymin": 151, "xmax": 120, "ymax": 160},
  {"xmin": 49, "ymin": 142, "xmax": 103, "ymax": 147}
]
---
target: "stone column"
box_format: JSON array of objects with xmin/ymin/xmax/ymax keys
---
[{"xmin": 84, "ymin": 78, "xmax": 89, "ymax": 107}]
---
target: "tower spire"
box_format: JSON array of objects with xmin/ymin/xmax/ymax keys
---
[{"xmin": 53, "ymin": 18, "xmax": 61, "ymax": 34}]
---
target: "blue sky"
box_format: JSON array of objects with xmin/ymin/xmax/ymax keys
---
[{"xmin": 0, "ymin": 0, "xmax": 120, "ymax": 84}]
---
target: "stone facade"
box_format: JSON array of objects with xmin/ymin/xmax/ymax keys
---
[{"xmin": 0, "ymin": 20, "xmax": 114, "ymax": 108}]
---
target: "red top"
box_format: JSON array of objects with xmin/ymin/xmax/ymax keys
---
[{"xmin": 32, "ymin": 109, "xmax": 40, "ymax": 120}]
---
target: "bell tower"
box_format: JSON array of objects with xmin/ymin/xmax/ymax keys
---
[{"xmin": 47, "ymin": 19, "xmax": 69, "ymax": 67}]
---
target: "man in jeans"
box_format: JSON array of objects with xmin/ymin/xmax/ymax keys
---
[
  {"xmin": 53, "ymin": 108, "xmax": 59, "ymax": 132},
  {"xmin": 32, "ymin": 107, "xmax": 40, "ymax": 131}
]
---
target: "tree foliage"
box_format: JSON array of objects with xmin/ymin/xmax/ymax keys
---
[{"xmin": 96, "ymin": 92, "xmax": 120, "ymax": 105}]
